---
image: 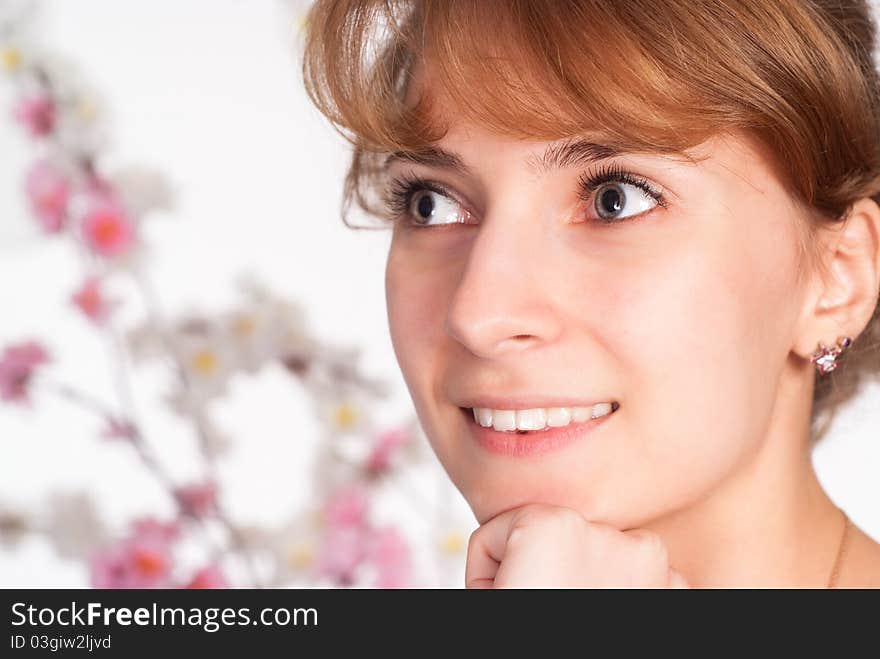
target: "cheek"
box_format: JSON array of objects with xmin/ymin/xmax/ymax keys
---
[
  {"xmin": 589, "ymin": 207, "xmax": 803, "ymax": 520},
  {"xmin": 385, "ymin": 244, "xmax": 451, "ymax": 433}
]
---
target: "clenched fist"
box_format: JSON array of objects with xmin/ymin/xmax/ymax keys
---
[{"xmin": 465, "ymin": 503, "xmax": 689, "ymax": 588}]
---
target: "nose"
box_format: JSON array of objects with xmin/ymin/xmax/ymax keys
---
[{"xmin": 444, "ymin": 217, "xmax": 563, "ymax": 359}]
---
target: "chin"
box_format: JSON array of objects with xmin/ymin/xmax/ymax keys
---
[{"xmin": 454, "ymin": 468, "xmax": 601, "ymax": 525}]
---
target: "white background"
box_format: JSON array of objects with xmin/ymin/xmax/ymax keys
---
[{"xmin": 0, "ymin": 0, "xmax": 877, "ymax": 587}]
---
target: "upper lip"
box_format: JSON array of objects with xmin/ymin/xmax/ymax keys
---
[{"xmin": 456, "ymin": 395, "xmax": 616, "ymax": 410}]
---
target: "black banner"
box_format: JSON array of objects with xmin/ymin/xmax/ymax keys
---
[{"xmin": 1, "ymin": 588, "xmax": 874, "ymax": 654}]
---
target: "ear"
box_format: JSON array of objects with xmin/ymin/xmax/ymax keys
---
[{"xmin": 792, "ymin": 197, "xmax": 880, "ymax": 363}]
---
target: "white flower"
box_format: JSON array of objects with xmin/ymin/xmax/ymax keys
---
[
  {"xmin": 43, "ymin": 492, "xmax": 107, "ymax": 559},
  {"xmin": 107, "ymin": 165, "xmax": 176, "ymax": 218}
]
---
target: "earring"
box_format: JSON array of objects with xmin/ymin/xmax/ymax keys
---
[{"xmin": 810, "ymin": 336, "xmax": 853, "ymax": 375}]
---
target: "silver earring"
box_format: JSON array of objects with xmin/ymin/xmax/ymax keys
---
[{"xmin": 810, "ymin": 336, "xmax": 853, "ymax": 375}]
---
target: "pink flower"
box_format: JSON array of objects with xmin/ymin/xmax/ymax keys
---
[
  {"xmin": 322, "ymin": 484, "xmax": 370, "ymax": 529},
  {"xmin": 316, "ymin": 526, "xmax": 365, "ymax": 585},
  {"xmin": 80, "ymin": 196, "xmax": 136, "ymax": 258},
  {"xmin": 71, "ymin": 277, "xmax": 118, "ymax": 325},
  {"xmin": 365, "ymin": 426, "xmax": 411, "ymax": 474},
  {"xmin": 173, "ymin": 482, "xmax": 217, "ymax": 518},
  {"xmin": 185, "ymin": 564, "xmax": 228, "ymax": 589},
  {"xmin": 24, "ymin": 159, "xmax": 70, "ymax": 233},
  {"xmin": 13, "ymin": 94, "xmax": 56, "ymax": 137},
  {"xmin": 0, "ymin": 341, "xmax": 50, "ymax": 404},
  {"xmin": 365, "ymin": 526, "xmax": 412, "ymax": 588},
  {"xmin": 130, "ymin": 517, "xmax": 180, "ymax": 543},
  {"xmin": 90, "ymin": 518, "xmax": 179, "ymax": 589}
]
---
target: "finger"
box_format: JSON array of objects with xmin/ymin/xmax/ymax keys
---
[
  {"xmin": 667, "ymin": 568, "xmax": 690, "ymax": 589},
  {"xmin": 464, "ymin": 508, "xmax": 522, "ymax": 589}
]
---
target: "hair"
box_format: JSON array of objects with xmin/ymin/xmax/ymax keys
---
[{"xmin": 300, "ymin": 0, "xmax": 880, "ymax": 441}]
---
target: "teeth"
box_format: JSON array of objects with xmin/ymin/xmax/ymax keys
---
[
  {"xmin": 515, "ymin": 408, "xmax": 546, "ymax": 431},
  {"xmin": 491, "ymin": 409, "xmax": 516, "ymax": 431},
  {"xmin": 590, "ymin": 402, "xmax": 612, "ymax": 418},
  {"xmin": 546, "ymin": 407, "xmax": 571, "ymax": 427},
  {"xmin": 472, "ymin": 403, "xmax": 616, "ymax": 432}
]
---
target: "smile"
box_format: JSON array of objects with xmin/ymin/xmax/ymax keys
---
[
  {"xmin": 459, "ymin": 402, "xmax": 619, "ymax": 457},
  {"xmin": 471, "ymin": 403, "xmax": 617, "ymax": 432}
]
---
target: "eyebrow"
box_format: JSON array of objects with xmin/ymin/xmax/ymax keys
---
[{"xmin": 382, "ymin": 137, "xmax": 623, "ymax": 176}]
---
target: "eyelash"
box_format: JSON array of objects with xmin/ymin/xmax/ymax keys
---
[{"xmin": 384, "ymin": 164, "xmax": 668, "ymax": 228}]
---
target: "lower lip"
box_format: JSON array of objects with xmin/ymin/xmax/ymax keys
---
[{"xmin": 461, "ymin": 406, "xmax": 616, "ymax": 457}]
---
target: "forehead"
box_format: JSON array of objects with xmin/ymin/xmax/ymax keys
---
[{"xmin": 400, "ymin": 59, "xmax": 788, "ymax": 198}]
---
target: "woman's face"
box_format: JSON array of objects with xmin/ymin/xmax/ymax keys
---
[{"xmin": 384, "ymin": 110, "xmax": 812, "ymax": 527}]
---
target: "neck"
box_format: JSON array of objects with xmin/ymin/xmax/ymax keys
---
[{"xmin": 644, "ymin": 360, "xmax": 845, "ymax": 587}]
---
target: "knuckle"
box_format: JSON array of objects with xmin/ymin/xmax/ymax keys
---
[
  {"xmin": 528, "ymin": 505, "xmax": 582, "ymax": 529},
  {"xmin": 465, "ymin": 526, "xmax": 483, "ymax": 555},
  {"xmin": 634, "ymin": 530, "xmax": 668, "ymax": 565},
  {"xmin": 506, "ymin": 523, "xmax": 528, "ymax": 549}
]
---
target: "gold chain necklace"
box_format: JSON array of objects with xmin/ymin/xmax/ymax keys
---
[{"xmin": 826, "ymin": 508, "xmax": 852, "ymax": 589}]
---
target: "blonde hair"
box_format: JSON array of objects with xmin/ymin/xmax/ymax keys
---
[{"xmin": 300, "ymin": 0, "xmax": 880, "ymax": 440}]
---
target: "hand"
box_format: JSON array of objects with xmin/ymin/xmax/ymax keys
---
[{"xmin": 465, "ymin": 503, "xmax": 689, "ymax": 588}]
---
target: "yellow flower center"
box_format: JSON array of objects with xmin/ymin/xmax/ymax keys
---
[
  {"xmin": 191, "ymin": 350, "xmax": 218, "ymax": 375},
  {"xmin": 332, "ymin": 403, "xmax": 358, "ymax": 429},
  {"xmin": 77, "ymin": 97, "xmax": 98, "ymax": 121},
  {"xmin": 440, "ymin": 531, "xmax": 465, "ymax": 554},
  {"xmin": 1, "ymin": 47, "xmax": 21, "ymax": 72},
  {"xmin": 287, "ymin": 544, "xmax": 314, "ymax": 569},
  {"xmin": 233, "ymin": 314, "xmax": 257, "ymax": 337}
]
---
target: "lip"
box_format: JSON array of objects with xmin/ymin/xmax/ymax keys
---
[{"xmin": 459, "ymin": 405, "xmax": 616, "ymax": 458}]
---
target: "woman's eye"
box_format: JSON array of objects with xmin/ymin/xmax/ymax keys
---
[
  {"xmin": 590, "ymin": 181, "xmax": 659, "ymax": 223},
  {"xmin": 408, "ymin": 190, "xmax": 468, "ymax": 226},
  {"xmin": 385, "ymin": 174, "xmax": 472, "ymax": 228}
]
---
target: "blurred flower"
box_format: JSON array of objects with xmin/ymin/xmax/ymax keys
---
[
  {"xmin": 221, "ymin": 307, "xmax": 282, "ymax": 374},
  {"xmin": 99, "ymin": 415, "xmax": 138, "ymax": 441},
  {"xmin": 316, "ymin": 525, "xmax": 364, "ymax": 586},
  {"xmin": 364, "ymin": 525, "xmax": 412, "ymax": 588},
  {"xmin": 44, "ymin": 492, "xmax": 107, "ymax": 560},
  {"xmin": 165, "ymin": 320, "xmax": 235, "ymax": 414},
  {"xmin": 184, "ymin": 564, "xmax": 228, "ymax": 589},
  {"xmin": 322, "ymin": 483, "xmax": 369, "ymax": 529},
  {"xmin": 286, "ymin": 539, "xmax": 315, "ymax": 571},
  {"xmin": 267, "ymin": 512, "xmax": 322, "ymax": 585},
  {"xmin": 438, "ymin": 530, "xmax": 466, "ymax": 555},
  {"xmin": 54, "ymin": 94, "xmax": 110, "ymax": 160},
  {"xmin": 331, "ymin": 401, "xmax": 359, "ymax": 429},
  {"xmin": 13, "ymin": 93, "xmax": 55, "ymax": 137},
  {"xmin": 75, "ymin": 95, "xmax": 99, "ymax": 123},
  {"xmin": 0, "ymin": 510, "xmax": 29, "ymax": 550},
  {"xmin": 125, "ymin": 323, "xmax": 164, "ymax": 362},
  {"xmin": 130, "ymin": 517, "xmax": 180, "ymax": 543},
  {"xmin": 79, "ymin": 194, "xmax": 136, "ymax": 258},
  {"xmin": 1, "ymin": 46, "xmax": 21, "ymax": 72},
  {"xmin": 173, "ymin": 481, "xmax": 217, "ymax": 518},
  {"xmin": 24, "ymin": 158, "xmax": 70, "ymax": 233},
  {"xmin": 314, "ymin": 485, "xmax": 373, "ymax": 586},
  {"xmin": 71, "ymin": 276, "xmax": 118, "ymax": 325},
  {"xmin": 90, "ymin": 517, "xmax": 179, "ymax": 588},
  {"xmin": 222, "ymin": 278, "xmax": 313, "ymax": 374},
  {"xmin": 196, "ymin": 414, "xmax": 234, "ymax": 458},
  {"xmin": 314, "ymin": 394, "xmax": 373, "ymax": 439},
  {"xmin": 107, "ymin": 165, "xmax": 175, "ymax": 217},
  {"xmin": 365, "ymin": 425, "xmax": 412, "ymax": 475},
  {"xmin": 0, "ymin": 340, "xmax": 50, "ymax": 404}
]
